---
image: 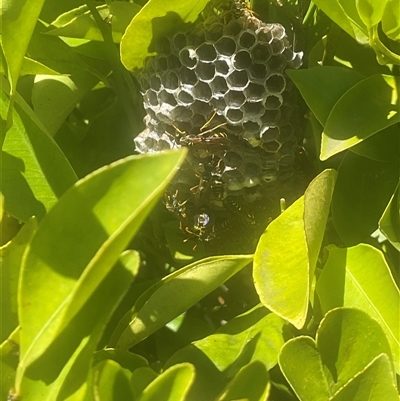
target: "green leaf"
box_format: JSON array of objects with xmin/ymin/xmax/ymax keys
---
[
  {"xmin": 356, "ymin": 0, "xmax": 388, "ymax": 29},
  {"xmin": 16, "ymin": 250, "xmax": 140, "ymax": 401},
  {"xmin": 321, "ymin": 74, "xmax": 400, "ymax": 160},
  {"xmin": 120, "ymin": 0, "xmax": 210, "ymax": 71},
  {"xmin": 1, "ymin": 0, "xmax": 46, "ymax": 94},
  {"xmin": 381, "ymin": 0, "xmax": 400, "ymax": 40},
  {"xmin": 312, "ymin": 0, "xmax": 368, "ymax": 44},
  {"xmin": 93, "ymin": 360, "xmax": 134, "ymax": 401},
  {"xmin": 253, "ymin": 169, "xmax": 336, "ymax": 328},
  {"xmin": 379, "ymin": 182, "xmax": 400, "ymax": 250},
  {"xmin": 286, "ymin": 67, "xmax": 363, "ymax": 126},
  {"xmin": 0, "ymin": 80, "xmax": 78, "ymax": 222},
  {"xmin": 93, "ymin": 349, "xmax": 149, "ymax": 372},
  {"xmin": 350, "ymin": 124, "xmax": 400, "ymax": 162},
  {"xmin": 18, "ymin": 150, "xmax": 186, "ymax": 369},
  {"xmin": 165, "ymin": 305, "xmax": 286, "ymax": 400},
  {"xmin": 20, "ymin": 57, "xmax": 61, "ymax": 76},
  {"xmin": 215, "ymin": 361, "xmax": 270, "ymax": 401},
  {"xmin": 130, "ymin": 367, "xmax": 159, "ymax": 399},
  {"xmin": 330, "ymin": 353, "xmax": 398, "ymax": 401},
  {"xmin": 332, "ymin": 152, "xmax": 399, "ymax": 245},
  {"xmin": 113, "ymin": 254, "xmax": 253, "ymax": 349},
  {"xmin": 279, "ymin": 336, "xmax": 331, "ymax": 401},
  {"xmin": 0, "ymin": 217, "xmax": 36, "ymax": 342},
  {"xmin": 138, "ymin": 363, "xmax": 195, "ymax": 401},
  {"xmin": 31, "ymin": 73, "xmax": 100, "ymax": 135},
  {"xmin": 46, "ymin": 2, "xmax": 141, "ymax": 43},
  {"xmin": 279, "ymin": 308, "xmax": 395, "ymax": 399},
  {"xmin": 316, "ymin": 244, "xmax": 400, "ymax": 373},
  {"xmin": 1, "ymin": 328, "xmax": 20, "ymax": 401}
]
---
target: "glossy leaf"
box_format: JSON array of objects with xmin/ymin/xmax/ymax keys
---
[
  {"xmin": 1, "ymin": 0, "xmax": 46, "ymax": 93},
  {"xmin": 330, "ymin": 353, "xmax": 398, "ymax": 401},
  {"xmin": 312, "ymin": 0, "xmax": 368, "ymax": 44},
  {"xmin": 350, "ymin": 124, "xmax": 400, "ymax": 163},
  {"xmin": 279, "ymin": 336, "xmax": 331, "ymax": 401},
  {"xmin": 316, "ymin": 244, "xmax": 400, "ymax": 373},
  {"xmin": 46, "ymin": 2, "xmax": 141, "ymax": 43},
  {"xmin": 321, "ymin": 74, "xmax": 400, "ymax": 160},
  {"xmin": 131, "ymin": 367, "xmax": 159, "ymax": 400},
  {"xmin": 93, "ymin": 349, "xmax": 149, "ymax": 372},
  {"xmin": 121, "ymin": 0, "xmax": 210, "ymax": 70},
  {"xmin": 280, "ymin": 308, "xmax": 394, "ymax": 399},
  {"xmin": 356, "ymin": 0, "xmax": 387, "ymax": 28},
  {"xmin": 18, "ymin": 150, "xmax": 186, "ymax": 368},
  {"xmin": 379, "ymin": 182, "xmax": 400, "ymax": 250},
  {"xmin": 16, "ymin": 251, "xmax": 140, "ymax": 401},
  {"xmin": 381, "ymin": 0, "xmax": 400, "ymax": 40},
  {"xmin": 286, "ymin": 67, "xmax": 363, "ymax": 126},
  {"xmin": 317, "ymin": 308, "xmax": 394, "ymax": 391},
  {"xmin": 1, "ymin": 329, "xmax": 20, "ymax": 401},
  {"xmin": 138, "ymin": 363, "xmax": 195, "ymax": 401},
  {"xmin": 254, "ymin": 169, "xmax": 336, "ymax": 328},
  {"xmin": 0, "ymin": 218, "xmax": 36, "ymax": 342},
  {"xmin": 93, "ymin": 360, "xmax": 134, "ymax": 401},
  {"xmin": 1, "ymin": 81, "xmax": 78, "ymax": 222},
  {"xmin": 216, "ymin": 360, "xmax": 270, "ymax": 401},
  {"xmin": 20, "ymin": 57, "xmax": 61, "ymax": 76},
  {"xmin": 332, "ymin": 152, "xmax": 398, "ymax": 245},
  {"xmin": 114, "ymin": 254, "xmax": 253, "ymax": 349},
  {"xmin": 166, "ymin": 305, "xmax": 286, "ymax": 401},
  {"xmin": 32, "ymin": 73, "xmax": 100, "ymax": 136}
]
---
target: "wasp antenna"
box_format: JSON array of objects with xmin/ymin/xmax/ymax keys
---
[{"xmin": 200, "ymin": 110, "xmax": 218, "ymax": 132}]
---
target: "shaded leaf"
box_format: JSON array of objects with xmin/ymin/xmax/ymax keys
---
[
  {"xmin": 0, "ymin": 217, "xmax": 36, "ymax": 342},
  {"xmin": 286, "ymin": 67, "xmax": 363, "ymax": 126},
  {"xmin": 0, "ymin": 80, "xmax": 78, "ymax": 222},
  {"xmin": 379, "ymin": 182, "xmax": 400, "ymax": 250},
  {"xmin": 312, "ymin": 0, "xmax": 368, "ymax": 44},
  {"xmin": 138, "ymin": 363, "xmax": 195, "ymax": 401},
  {"xmin": 121, "ymin": 0, "xmax": 210, "ymax": 70},
  {"xmin": 1, "ymin": 0, "xmax": 46, "ymax": 93},
  {"xmin": 254, "ymin": 170, "xmax": 336, "ymax": 328},
  {"xmin": 114, "ymin": 254, "xmax": 253, "ymax": 349},
  {"xmin": 18, "ymin": 150, "xmax": 186, "ymax": 369},
  {"xmin": 280, "ymin": 308, "xmax": 395, "ymax": 399},
  {"xmin": 332, "ymin": 152, "xmax": 398, "ymax": 245},
  {"xmin": 165, "ymin": 305, "xmax": 286, "ymax": 401},
  {"xmin": 279, "ymin": 336, "xmax": 331, "ymax": 401},
  {"xmin": 330, "ymin": 353, "xmax": 398, "ymax": 401},
  {"xmin": 216, "ymin": 360, "xmax": 270, "ymax": 401},
  {"xmin": 93, "ymin": 348, "xmax": 149, "ymax": 372},
  {"xmin": 321, "ymin": 74, "xmax": 400, "ymax": 160},
  {"xmin": 46, "ymin": 2, "xmax": 141, "ymax": 43},
  {"xmin": 356, "ymin": 0, "xmax": 388, "ymax": 29},
  {"xmin": 93, "ymin": 360, "xmax": 134, "ymax": 401},
  {"xmin": 0, "ymin": 328, "xmax": 20, "ymax": 401},
  {"xmin": 316, "ymin": 244, "xmax": 400, "ymax": 373},
  {"xmin": 381, "ymin": 0, "xmax": 400, "ymax": 40},
  {"xmin": 130, "ymin": 368, "xmax": 159, "ymax": 400},
  {"xmin": 20, "ymin": 57, "xmax": 61, "ymax": 76},
  {"xmin": 32, "ymin": 73, "xmax": 100, "ymax": 136},
  {"xmin": 16, "ymin": 251, "xmax": 140, "ymax": 401}
]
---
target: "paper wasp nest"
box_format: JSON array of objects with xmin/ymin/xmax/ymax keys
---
[{"xmin": 134, "ymin": 0, "xmax": 303, "ymax": 242}]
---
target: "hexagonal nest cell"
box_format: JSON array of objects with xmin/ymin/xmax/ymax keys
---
[{"xmin": 133, "ymin": 0, "xmax": 305, "ymax": 244}]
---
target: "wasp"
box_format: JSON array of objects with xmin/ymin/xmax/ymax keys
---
[
  {"xmin": 164, "ymin": 189, "xmax": 188, "ymax": 217},
  {"xmin": 223, "ymin": 196, "xmax": 255, "ymax": 224},
  {"xmin": 180, "ymin": 206, "xmax": 216, "ymax": 243}
]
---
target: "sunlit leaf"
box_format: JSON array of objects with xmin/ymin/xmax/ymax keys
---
[
  {"xmin": 330, "ymin": 354, "xmax": 398, "ymax": 401},
  {"xmin": 120, "ymin": 0, "xmax": 210, "ymax": 70},
  {"xmin": 379, "ymin": 182, "xmax": 400, "ymax": 251},
  {"xmin": 138, "ymin": 363, "xmax": 195, "ymax": 401},
  {"xmin": 321, "ymin": 74, "xmax": 400, "ymax": 160},
  {"xmin": 18, "ymin": 150, "xmax": 186, "ymax": 370},
  {"xmin": 0, "ymin": 218, "xmax": 36, "ymax": 342},
  {"xmin": 1, "ymin": 0, "xmax": 46, "ymax": 94},
  {"xmin": 113, "ymin": 254, "xmax": 252, "ymax": 349},
  {"xmin": 356, "ymin": 0, "xmax": 388, "ymax": 28},
  {"xmin": 216, "ymin": 360, "xmax": 270, "ymax": 401},
  {"xmin": 0, "ymin": 80, "xmax": 78, "ymax": 222},
  {"xmin": 254, "ymin": 170, "xmax": 336, "ymax": 328},
  {"xmin": 381, "ymin": 0, "xmax": 400, "ymax": 40},
  {"xmin": 130, "ymin": 367, "xmax": 159, "ymax": 400},
  {"xmin": 316, "ymin": 244, "xmax": 400, "ymax": 373}
]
